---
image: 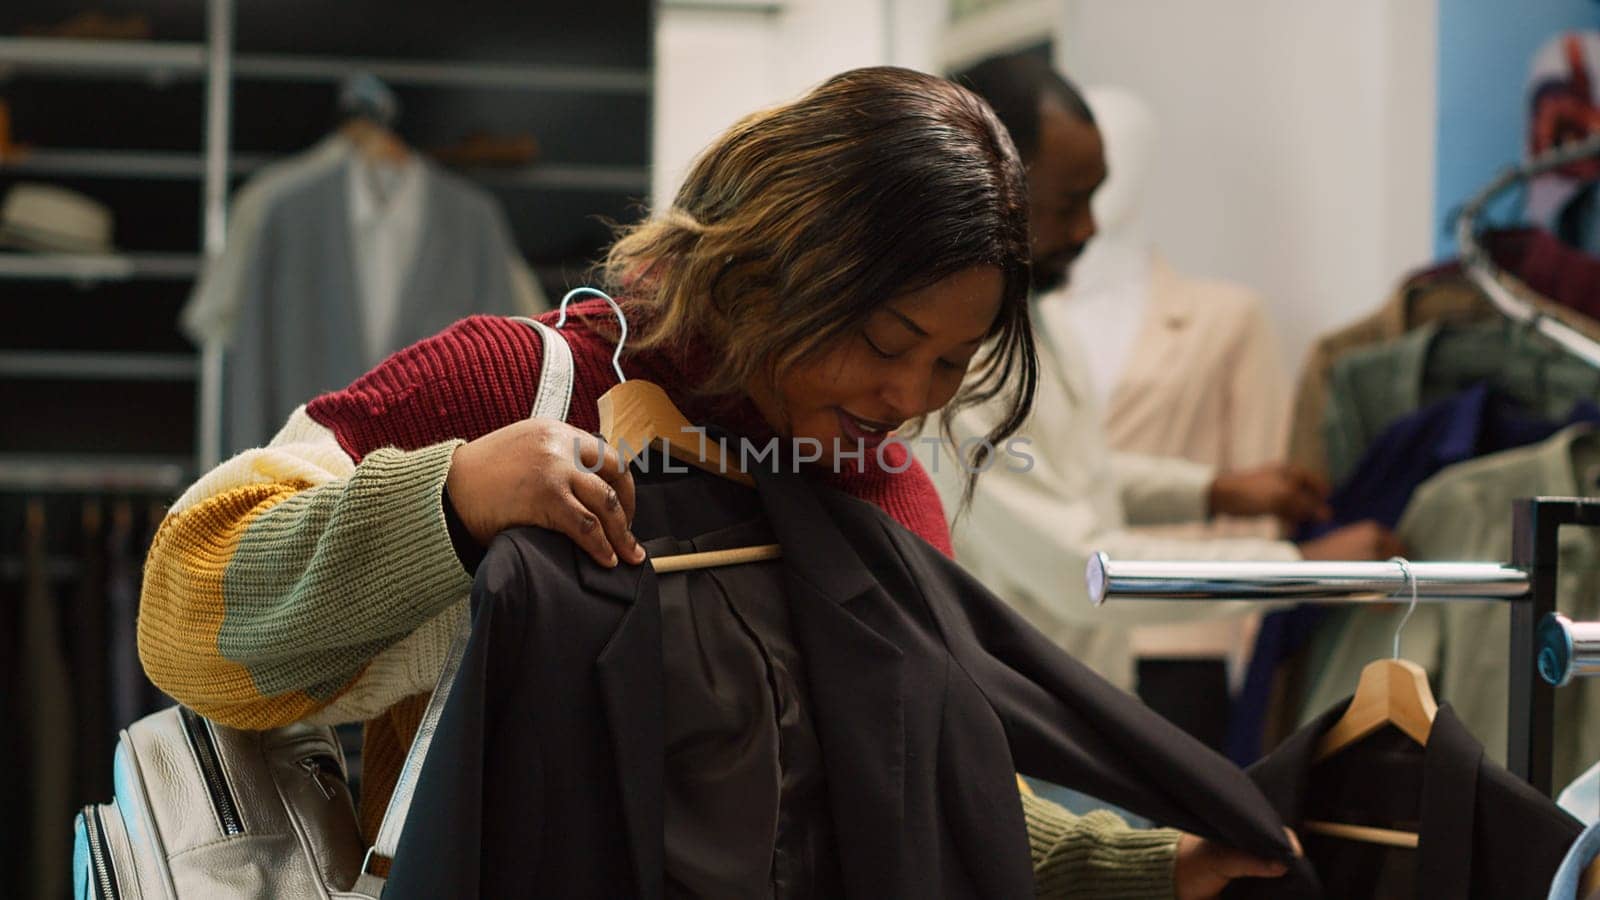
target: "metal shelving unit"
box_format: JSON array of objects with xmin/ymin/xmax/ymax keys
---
[
  {"xmin": 0, "ymin": 251, "xmax": 199, "ymax": 281},
  {"xmin": 1, "ymin": 6, "xmax": 653, "ymax": 474},
  {"xmin": 0, "ymin": 453, "xmax": 189, "ymax": 493},
  {"xmin": 2, "ymin": 148, "xmax": 649, "ymax": 192},
  {"xmin": 0, "ymin": 351, "xmax": 197, "ymax": 381},
  {"xmin": 0, "ymin": 36, "xmax": 649, "ymax": 93},
  {"xmin": 0, "ymin": 148, "xmax": 274, "ymax": 180},
  {"xmin": 0, "ymin": 35, "xmax": 205, "ymax": 78}
]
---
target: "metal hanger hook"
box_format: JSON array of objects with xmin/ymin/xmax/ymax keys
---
[
  {"xmin": 555, "ymin": 287, "xmax": 628, "ymax": 383},
  {"xmin": 1390, "ymin": 556, "xmax": 1419, "ymax": 660}
]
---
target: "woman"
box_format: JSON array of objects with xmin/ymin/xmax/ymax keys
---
[{"xmin": 140, "ymin": 67, "xmax": 1285, "ymax": 897}]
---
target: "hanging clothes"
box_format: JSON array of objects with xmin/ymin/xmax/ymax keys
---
[
  {"xmin": 65, "ymin": 501, "xmax": 110, "ymax": 810},
  {"xmin": 347, "ymin": 154, "xmax": 427, "ymax": 365},
  {"xmin": 386, "ymin": 460, "xmax": 1298, "ymax": 899},
  {"xmin": 1486, "ymin": 227, "xmax": 1600, "ymax": 323},
  {"xmin": 1298, "ymin": 426, "xmax": 1600, "ymax": 789},
  {"xmin": 1049, "ymin": 254, "xmax": 1290, "ymax": 729},
  {"xmin": 1228, "ymin": 388, "xmax": 1600, "ymax": 763},
  {"xmin": 180, "ymin": 135, "xmax": 349, "ymax": 349},
  {"xmin": 1305, "ymin": 384, "xmax": 1598, "ymax": 541},
  {"xmin": 186, "ymin": 133, "xmax": 545, "ymax": 455},
  {"xmin": 651, "ymin": 518, "xmax": 840, "ymax": 898},
  {"xmin": 1222, "ymin": 701, "xmax": 1581, "ymax": 899},
  {"xmin": 19, "ymin": 503, "xmax": 71, "ymax": 900},
  {"xmin": 106, "ymin": 500, "xmax": 146, "ymax": 728},
  {"xmin": 919, "ymin": 299, "xmax": 1299, "ymax": 692},
  {"xmin": 1560, "ymin": 761, "xmax": 1600, "ymax": 825},
  {"xmin": 1059, "ymin": 254, "xmax": 1289, "ymax": 540},
  {"xmin": 1287, "ymin": 233, "xmax": 1600, "ymax": 480},
  {"xmin": 1321, "ymin": 320, "xmax": 1600, "ymax": 484}
]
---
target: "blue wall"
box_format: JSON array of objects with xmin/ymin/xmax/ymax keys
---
[{"xmin": 1435, "ymin": 0, "xmax": 1600, "ymax": 256}]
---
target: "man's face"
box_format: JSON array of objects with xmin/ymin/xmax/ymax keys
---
[{"xmin": 1026, "ymin": 103, "xmax": 1107, "ymax": 293}]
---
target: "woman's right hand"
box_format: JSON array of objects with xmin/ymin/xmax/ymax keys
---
[{"xmin": 446, "ymin": 418, "xmax": 647, "ymax": 568}]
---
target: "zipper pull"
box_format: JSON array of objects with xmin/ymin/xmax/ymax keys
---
[{"xmin": 299, "ymin": 757, "xmax": 336, "ymax": 800}]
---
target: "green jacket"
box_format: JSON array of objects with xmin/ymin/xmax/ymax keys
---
[
  {"xmin": 1299, "ymin": 425, "xmax": 1600, "ymax": 788},
  {"xmin": 1322, "ymin": 322, "xmax": 1600, "ymax": 483}
]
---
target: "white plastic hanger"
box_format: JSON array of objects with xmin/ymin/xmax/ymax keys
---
[{"xmin": 555, "ymin": 287, "xmax": 780, "ymax": 572}]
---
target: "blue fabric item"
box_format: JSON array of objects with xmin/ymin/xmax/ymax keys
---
[
  {"xmin": 1301, "ymin": 383, "xmax": 1597, "ymax": 541},
  {"xmin": 1225, "ymin": 386, "xmax": 1600, "ymax": 765},
  {"xmin": 1562, "ymin": 760, "xmax": 1600, "ymax": 826},
  {"xmin": 1549, "ymin": 819, "xmax": 1600, "ymax": 900}
]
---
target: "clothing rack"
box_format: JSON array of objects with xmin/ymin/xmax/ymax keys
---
[
  {"xmin": 1089, "ymin": 497, "xmax": 1600, "ymax": 796},
  {"xmin": 1538, "ymin": 613, "xmax": 1600, "ymax": 686},
  {"xmin": 1087, "ymin": 556, "xmax": 1528, "ymax": 603},
  {"xmin": 1454, "ymin": 131, "xmax": 1600, "ymax": 370}
]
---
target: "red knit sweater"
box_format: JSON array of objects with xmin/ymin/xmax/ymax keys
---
[{"xmin": 306, "ymin": 301, "xmax": 955, "ymax": 556}]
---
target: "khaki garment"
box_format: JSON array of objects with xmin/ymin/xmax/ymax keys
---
[
  {"xmin": 917, "ymin": 301, "xmax": 1300, "ymax": 691},
  {"xmin": 1286, "ymin": 266, "xmax": 1600, "ymax": 480},
  {"xmin": 1079, "ymin": 259, "xmax": 1290, "ymax": 661},
  {"xmin": 1296, "ymin": 425, "xmax": 1600, "ymax": 788}
]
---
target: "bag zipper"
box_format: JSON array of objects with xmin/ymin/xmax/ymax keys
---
[
  {"xmin": 298, "ymin": 754, "xmax": 340, "ymax": 800},
  {"xmin": 178, "ymin": 706, "xmax": 244, "ymax": 835},
  {"xmin": 81, "ymin": 805, "xmax": 121, "ymax": 900}
]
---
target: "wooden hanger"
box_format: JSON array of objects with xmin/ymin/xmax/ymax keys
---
[
  {"xmin": 1311, "ymin": 657, "xmax": 1437, "ymax": 762},
  {"xmin": 557, "ymin": 288, "xmax": 779, "ymax": 572},
  {"xmin": 340, "ymin": 118, "xmax": 411, "ymax": 167},
  {"xmin": 1301, "ymin": 561, "xmax": 1436, "ymax": 849},
  {"xmin": 599, "ymin": 379, "xmax": 754, "ymax": 488}
]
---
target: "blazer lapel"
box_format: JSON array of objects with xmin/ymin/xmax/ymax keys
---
[
  {"xmin": 1105, "ymin": 255, "xmax": 1191, "ymax": 415},
  {"xmin": 1417, "ymin": 705, "xmax": 1481, "ymax": 900},
  {"xmin": 753, "ymin": 469, "xmax": 910, "ymax": 898},
  {"xmin": 588, "ymin": 557, "xmax": 665, "ymax": 900}
]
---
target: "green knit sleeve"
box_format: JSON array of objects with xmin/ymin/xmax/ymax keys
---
[{"xmin": 1022, "ymin": 791, "xmax": 1180, "ymax": 900}]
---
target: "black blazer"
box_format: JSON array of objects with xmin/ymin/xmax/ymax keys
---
[
  {"xmin": 1224, "ymin": 700, "xmax": 1581, "ymax": 898},
  {"xmin": 388, "ymin": 463, "xmax": 1296, "ymax": 899}
]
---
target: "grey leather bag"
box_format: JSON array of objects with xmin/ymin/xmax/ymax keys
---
[{"xmin": 70, "ymin": 318, "xmax": 575, "ymax": 899}]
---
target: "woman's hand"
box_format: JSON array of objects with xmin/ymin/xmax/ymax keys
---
[
  {"xmin": 1173, "ymin": 830, "xmax": 1298, "ymax": 899},
  {"xmin": 1207, "ymin": 464, "xmax": 1332, "ymax": 525},
  {"xmin": 445, "ymin": 418, "xmax": 646, "ymax": 567}
]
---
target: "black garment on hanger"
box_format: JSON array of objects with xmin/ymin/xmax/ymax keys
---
[
  {"xmin": 1223, "ymin": 700, "xmax": 1581, "ymax": 899},
  {"xmin": 387, "ymin": 460, "xmax": 1296, "ymax": 899},
  {"xmin": 650, "ymin": 517, "xmax": 842, "ymax": 898}
]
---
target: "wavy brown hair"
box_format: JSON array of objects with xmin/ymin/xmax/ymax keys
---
[{"xmin": 602, "ymin": 66, "xmax": 1035, "ymax": 507}]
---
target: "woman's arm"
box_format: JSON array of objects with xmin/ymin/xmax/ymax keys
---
[
  {"xmin": 1023, "ymin": 791, "xmax": 1180, "ymax": 899},
  {"xmin": 138, "ymin": 316, "xmax": 554, "ymax": 728}
]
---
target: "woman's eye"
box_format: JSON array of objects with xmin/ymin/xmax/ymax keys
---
[
  {"xmin": 937, "ymin": 357, "xmax": 966, "ymax": 371},
  {"xmin": 863, "ymin": 334, "xmax": 899, "ymax": 359}
]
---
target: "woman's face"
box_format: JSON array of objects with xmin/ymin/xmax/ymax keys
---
[{"xmin": 745, "ymin": 266, "xmax": 1004, "ymax": 467}]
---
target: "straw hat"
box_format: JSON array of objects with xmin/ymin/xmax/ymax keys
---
[{"xmin": 0, "ymin": 183, "xmax": 114, "ymax": 254}]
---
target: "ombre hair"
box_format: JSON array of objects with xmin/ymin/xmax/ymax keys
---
[{"xmin": 603, "ymin": 66, "xmax": 1035, "ymax": 506}]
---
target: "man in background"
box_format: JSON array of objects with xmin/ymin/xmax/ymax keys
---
[{"xmin": 921, "ymin": 51, "xmax": 1401, "ymax": 701}]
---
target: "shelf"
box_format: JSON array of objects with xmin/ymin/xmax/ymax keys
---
[
  {"xmin": 0, "ymin": 351, "xmax": 197, "ymax": 381},
  {"xmin": 0, "ymin": 453, "xmax": 190, "ymax": 493},
  {"xmin": 465, "ymin": 163, "xmax": 650, "ymax": 192},
  {"xmin": 659, "ymin": 1, "xmax": 784, "ymax": 12},
  {"xmin": 0, "ymin": 37, "xmax": 650, "ymax": 94},
  {"xmin": 0, "ymin": 37, "xmax": 204, "ymax": 79},
  {"xmin": 0, "ymin": 252, "xmax": 200, "ymax": 281},
  {"xmin": 2, "ymin": 148, "xmax": 272, "ymax": 180},
  {"xmin": 3, "ymin": 149, "xmax": 649, "ymax": 192}
]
